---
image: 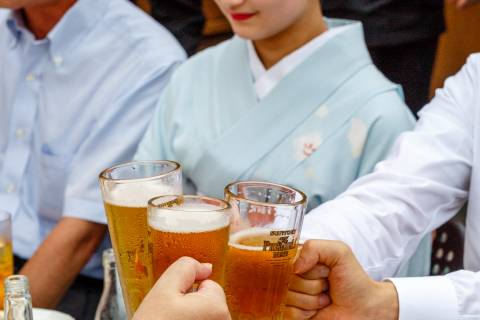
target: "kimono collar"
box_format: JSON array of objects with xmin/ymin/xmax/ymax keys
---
[
  {"xmin": 246, "ymin": 18, "xmax": 368, "ymax": 100},
  {"xmin": 247, "ymin": 18, "xmax": 356, "ymax": 100}
]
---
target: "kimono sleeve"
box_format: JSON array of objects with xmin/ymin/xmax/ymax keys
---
[
  {"xmin": 134, "ymin": 78, "xmax": 176, "ymax": 162},
  {"xmin": 356, "ymin": 91, "xmax": 416, "ymax": 177},
  {"xmin": 63, "ymin": 62, "xmax": 179, "ymax": 224}
]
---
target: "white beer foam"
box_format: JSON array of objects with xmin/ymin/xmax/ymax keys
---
[
  {"xmin": 105, "ymin": 184, "xmax": 180, "ymax": 207},
  {"xmin": 149, "ymin": 203, "xmax": 230, "ymax": 233},
  {"xmin": 229, "ymin": 228, "xmax": 271, "ymax": 251}
]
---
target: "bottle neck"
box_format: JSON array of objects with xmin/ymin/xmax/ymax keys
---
[
  {"xmin": 4, "ymin": 276, "xmax": 33, "ymax": 320},
  {"xmin": 94, "ymin": 250, "xmax": 121, "ymax": 320}
]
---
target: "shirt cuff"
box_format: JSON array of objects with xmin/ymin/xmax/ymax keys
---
[
  {"xmin": 388, "ymin": 276, "xmax": 458, "ymax": 320},
  {"xmin": 63, "ymin": 197, "xmax": 107, "ymax": 224}
]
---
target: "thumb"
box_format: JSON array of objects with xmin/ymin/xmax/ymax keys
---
[
  {"xmin": 294, "ymin": 240, "xmax": 353, "ymax": 274},
  {"xmin": 196, "ymin": 279, "xmax": 228, "ymax": 302},
  {"xmin": 156, "ymin": 256, "xmax": 213, "ymax": 294}
]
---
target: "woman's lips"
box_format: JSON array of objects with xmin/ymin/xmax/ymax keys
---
[{"xmin": 230, "ymin": 12, "xmax": 256, "ymax": 21}]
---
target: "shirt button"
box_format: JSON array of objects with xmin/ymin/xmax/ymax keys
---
[
  {"xmin": 53, "ymin": 56, "xmax": 63, "ymax": 66},
  {"xmin": 15, "ymin": 128, "xmax": 26, "ymax": 139},
  {"xmin": 4, "ymin": 184, "xmax": 15, "ymax": 194},
  {"xmin": 25, "ymin": 73, "xmax": 35, "ymax": 81}
]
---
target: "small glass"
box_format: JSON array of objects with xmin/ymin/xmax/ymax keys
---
[
  {"xmin": 224, "ymin": 181, "xmax": 307, "ymax": 320},
  {"xmin": 147, "ymin": 195, "xmax": 230, "ymax": 286},
  {"xmin": 99, "ymin": 161, "xmax": 182, "ymax": 318},
  {"xmin": 0, "ymin": 211, "xmax": 13, "ymax": 309}
]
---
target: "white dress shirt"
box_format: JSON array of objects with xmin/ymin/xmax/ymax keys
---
[
  {"xmin": 247, "ymin": 24, "xmax": 352, "ymax": 100},
  {"xmin": 302, "ymin": 54, "xmax": 480, "ymax": 319}
]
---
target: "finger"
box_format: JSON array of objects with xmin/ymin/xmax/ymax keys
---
[
  {"xmin": 298, "ymin": 264, "xmax": 329, "ymax": 280},
  {"xmin": 285, "ymin": 290, "xmax": 331, "ymax": 311},
  {"xmin": 156, "ymin": 256, "xmax": 213, "ymax": 293},
  {"xmin": 294, "ymin": 240, "xmax": 352, "ymax": 274},
  {"xmin": 283, "ymin": 306, "xmax": 317, "ymax": 320},
  {"xmin": 311, "ymin": 307, "xmax": 336, "ymax": 320},
  {"xmin": 196, "ymin": 279, "xmax": 227, "ymax": 302},
  {"xmin": 289, "ymin": 275, "xmax": 328, "ymax": 295}
]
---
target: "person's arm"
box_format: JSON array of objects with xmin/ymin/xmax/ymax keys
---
[
  {"xmin": 300, "ymin": 54, "xmax": 480, "ymax": 317},
  {"xmin": 22, "ymin": 57, "xmax": 182, "ymax": 307},
  {"xmin": 388, "ymin": 269, "xmax": 480, "ymax": 320},
  {"xmin": 286, "ymin": 240, "xmax": 480, "ymax": 320},
  {"xmin": 19, "ymin": 218, "xmax": 106, "ymax": 307},
  {"xmin": 285, "ymin": 240, "xmax": 399, "ymax": 320},
  {"xmin": 133, "ymin": 257, "xmax": 230, "ymax": 320}
]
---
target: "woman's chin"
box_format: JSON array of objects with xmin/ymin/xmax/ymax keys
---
[{"xmin": 232, "ymin": 29, "xmax": 269, "ymax": 41}]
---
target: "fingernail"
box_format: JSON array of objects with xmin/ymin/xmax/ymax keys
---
[
  {"xmin": 202, "ymin": 263, "xmax": 213, "ymax": 271},
  {"xmin": 303, "ymin": 310, "xmax": 317, "ymax": 318},
  {"xmin": 318, "ymin": 294, "xmax": 330, "ymax": 307}
]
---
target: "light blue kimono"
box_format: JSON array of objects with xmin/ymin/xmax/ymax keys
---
[{"xmin": 135, "ymin": 19, "xmax": 430, "ymax": 277}]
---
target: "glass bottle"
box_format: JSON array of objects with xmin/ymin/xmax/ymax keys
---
[
  {"xmin": 95, "ymin": 248, "xmax": 126, "ymax": 320},
  {"xmin": 4, "ymin": 275, "xmax": 33, "ymax": 320}
]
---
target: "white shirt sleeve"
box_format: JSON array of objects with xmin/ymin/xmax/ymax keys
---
[
  {"xmin": 302, "ymin": 55, "xmax": 480, "ymax": 318},
  {"xmin": 389, "ymin": 270, "xmax": 480, "ymax": 320}
]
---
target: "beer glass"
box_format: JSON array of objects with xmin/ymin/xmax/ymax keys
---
[
  {"xmin": 99, "ymin": 161, "xmax": 182, "ymax": 318},
  {"xmin": 0, "ymin": 210, "xmax": 13, "ymax": 309},
  {"xmin": 148, "ymin": 195, "xmax": 230, "ymax": 285},
  {"xmin": 224, "ymin": 181, "xmax": 307, "ymax": 320}
]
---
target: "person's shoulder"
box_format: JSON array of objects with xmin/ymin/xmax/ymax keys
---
[
  {"xmin": 466, "ymin": 53, "xmax": 480, "ymax": 65},
  {"xmin": 0, "ymin": 9, "xmax": 8, "ymax": 22},
  {"xmin": 340, "ymin": 62, "xmax": 413, "ymax": 127},
  {"xmin": 170, "ymin": 37, "xmax": 239, "ymax": 80},
  {"xmin": 358, "ymin": 89, "xmax": 415, "ymax": 130},
  {"xmin": 462, "ymin": 53, "xmax": 480, "ymax": 78},
  {"xmin": 342, "ymin": 62, "xmax": 410, "ymax": 117},
  {"xmin": 184, "ymin": 36, "xmax": 239, "ymax": 68},
  {"xmin": 97, "ymin": 0, "xmax": 186, "ymax": 64}
]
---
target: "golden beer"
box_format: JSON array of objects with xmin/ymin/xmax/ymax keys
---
[
  {"xmin": 148, "ymin": 195, "xmax": 231, "ymax": 285},
  {"xmin": 99, "ymin": 160, "xmax": 182, "ymax": 319},
  {"xmin": 0, "ymin": 240, "xmax": 13, "ymax": 309},
  {"xmin": 225, "ymin": 228, "xmax": 298, "ymax": 320},
  {"xmin": 104, "ymin": 202, "xmax": 149, "ymax": 313},
  {"xmin": 149, "ymin": 224, "xmax": 229, "ymax": 284}
]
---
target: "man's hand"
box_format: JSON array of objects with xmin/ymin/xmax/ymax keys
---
[
  {"xmin": 448, "ymin": 0, "xmax": 480, "ymax": 9},
  {"xmin": 284, "ymin": 263, "xmax": 330, "ymax": 319},
  {"xmin": 133, "ymin": 257, "xmax": 231, "ymax": 320},
  {"xmin": 284, "ymin": 240, "xmax": 399, "ymax": 320}
]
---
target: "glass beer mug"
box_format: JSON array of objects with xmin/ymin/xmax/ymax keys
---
[
  {"xmin": 0, "ymin": 210, "xmax": 13, "ymax": 308},
  {"xmin": 147, "ymin": 195, "xmax": 230, "ymax": 286},
  {"xmin": 224, "ymin": 181, "xmax": 307, "ymax": 320},
  {"xmin": 99, "ymin": 161, "xmax": 182, "ymax": 318}
]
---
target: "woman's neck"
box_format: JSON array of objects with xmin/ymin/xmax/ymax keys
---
[
  {"xmin": 22, "ymin": 0, "xmax": 76, "ymax": 39},
  {"xmin": 253, "ymin": 6, "xmax": 327, "ymax": 69}
]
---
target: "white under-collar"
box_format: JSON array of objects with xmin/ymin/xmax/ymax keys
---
[{"xmin": 247, "ymin": 24, "xmax": 353, "ymax": 100}]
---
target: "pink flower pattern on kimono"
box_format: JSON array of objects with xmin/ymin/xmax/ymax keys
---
[{"xmin": 293, "ymin": 133, "xmax": 323, "ymax": 161}]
